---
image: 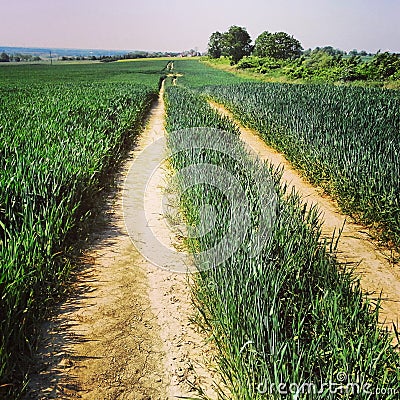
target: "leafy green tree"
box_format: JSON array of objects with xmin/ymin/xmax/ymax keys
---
[
  {"xmin": 319, "ymin": 46, "xmax": 345, "ymax": 56},
  {"xmin": 0, "ymin": 52, "xmax": 10, "ymax": 62},
  {"xmin": 368, "ymin": 52, "xmax": 400, "ymax": 79},
  {"xmin": 253, "ymin": 31, "xmax": 272, "ymax": 57},
  {"xmin": 254, "ymin": 31, "xmax": 303, "ymax": 60},
  {"xmin": 222, "ymin": 25, "xmax": 252, "ymax": 64},
  {"xmin": 208, "ymin": 31, "xmax": 224, "ymax": 59},
  {"xmin": 304, "ymin": 50, "xmax": 337, "ymax": 69}
]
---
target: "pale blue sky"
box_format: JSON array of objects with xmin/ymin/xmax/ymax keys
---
[{"xmin": 1, "ymin": 0, "xmax": 399, "ymax": 53}]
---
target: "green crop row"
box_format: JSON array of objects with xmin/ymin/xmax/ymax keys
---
[
  {"xmin": 164, "ymin": 85, "xmax": 399, "ymax": 399},
  {"xmin": 201, "ymin": 82, "xmax": 400, "ymax": 247},
  {"xmin": 0, "ymin": 81, "xmax": 157, "ymax": 395},
  {"xmin": 0, "ymin": 59, "xmax": 168, "ymax": 87},
  {"xmin": 169, "ymin": 59, "xmax": 251, "ymax": 88}
]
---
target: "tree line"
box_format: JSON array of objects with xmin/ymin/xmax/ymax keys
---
[
  {"xmin": 0, "ymin": 52, "xmax": 41, "ymax": 62},
  {"xmin": 0, "ymin": 51, "xmax": 186, "ymax": 64},
  {"xmin": 208, "ymin": 26, "xmax": 303, "ymax": 64},
  {"xmin": 207, "ymin": 26, "xmax": 400, "ymax": 82}
]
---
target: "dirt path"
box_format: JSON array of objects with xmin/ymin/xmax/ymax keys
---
[
  {"xmin": 210, "ymin": 100, "xmax": 400, "ymax": 333},
  {"xmin": 25, "ymin": 87, "xmax": 220, "ymax": 399}
]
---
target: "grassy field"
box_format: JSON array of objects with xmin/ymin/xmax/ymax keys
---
[
  {"xmin": 202, "ymin": 82, "xmax": 400, "ymax": 248},
  {"xmin": 201, "ymin": 57, "xmax": 298, "ymax": 84},
  {"xmin": 164, "ymin": 61, "xmax": 400, "ymax": 398},
  {"xmin": 1, "ymin": 58, "xmax": 400, "ymax": 398},
  {"xmin": 168, "ymin": 58, "xmax": 253, "ymax": 87},
  {"xmin": 0, "ymin": 59, "xmax": 168, "ymax": 86},
  {"xmin": 0, "ymin": 60, "xmax": 167, "ymax": 397},
  {"xmin": 167, "ymin": 60, "xmax": 400, "ymax": 249}
]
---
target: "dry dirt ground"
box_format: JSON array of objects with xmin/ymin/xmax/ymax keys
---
[
  {"xmin": 25, "ymin": 87, "xmax": 221, "ymax": 400},
  {"xmin": 210, "ymin": 100, "xmax": 400, "ymax": 334}
]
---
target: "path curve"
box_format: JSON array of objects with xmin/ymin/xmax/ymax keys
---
[{"xmin": 210, "ymin": 100, "xmax": 400, "ymax": 333}]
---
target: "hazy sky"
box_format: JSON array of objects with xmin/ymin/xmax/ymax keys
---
[{"xmin": 1, "ymin": 0, "xmax": 399, "ymax": 53}]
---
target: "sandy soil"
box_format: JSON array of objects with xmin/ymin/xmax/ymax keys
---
[
  {"xmin": 24, "ymin": 87, "xmax": 220, "ymax": 399},
  {"xmin": 210, "ymin": 100, "xmax": 400, "ymax": 333}
]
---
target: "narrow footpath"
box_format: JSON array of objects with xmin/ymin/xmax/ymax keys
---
[
  {"xmin": 210, "ymin": 100, "xmax": 400, "ymax": 333},
  {"xmin": 25, "ymin": 86, "xmax": 220, "ymax": 399}
]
